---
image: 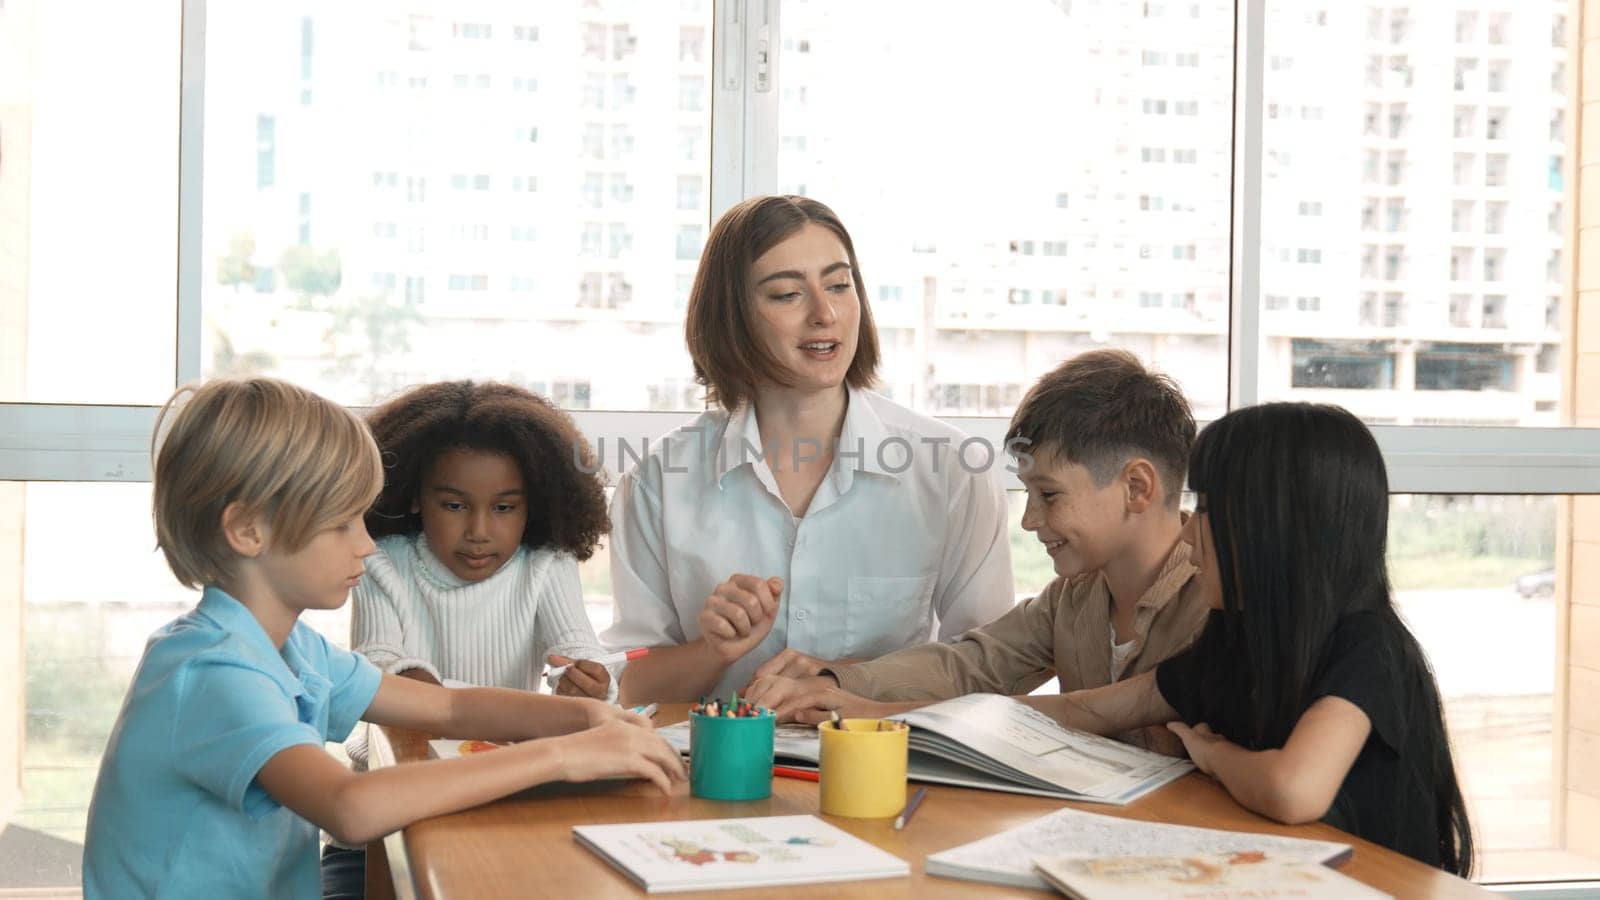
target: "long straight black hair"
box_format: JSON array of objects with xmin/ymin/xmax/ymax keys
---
[{"xmin": 1188, "ymin": 403, "xmax": 1473, "ymax": 877}]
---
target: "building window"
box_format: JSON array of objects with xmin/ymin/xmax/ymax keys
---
[
  {"xmin": 1486, "ymin": 201, "xmax": 1508, "ymax": 234},
  {"xmin": 255, "ymin": 115, "xmax": 275, "ymax": 188},
  {"xmin": 1487, "ymin": 108, "xmax": 1508, "ymax": 140},
  {"xmin": 678, "ymin": 75, "xmax": 705, "ymax": 111},
  {"xmin": 676, "ymin": 175, "xmax": 702, "ymax": 211},
  {"xmin": 1486, "ymin": 153, "xmax": 1509, "ymax": 187},
  {"xmin": 1291, "ymin": 340, "xmax": 1395, "ymax": 389},
  {"xmin": 676, "ymin": 225, "xmax": 703, "ymax": 260},
  {"xmin": 1482, "ymin": 295, "xmax": 1507, "ymax": 328},
  {"xmin": 680, "ymin": 25, "xmax": 706, "ymax": 62},
  {"xmin": 1415, "ymin": 343, "xmax": 1515, "ymax": 391}
]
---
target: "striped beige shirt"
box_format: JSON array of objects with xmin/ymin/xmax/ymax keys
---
[{"xmin": 825, "ymin": 537, "xmax": 1208, "ymax": 705}]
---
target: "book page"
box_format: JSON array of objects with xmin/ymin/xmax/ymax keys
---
[
  {"xmin": 926, "ymin": 807, "xmax": 1351, "ymax": 891},
  {"xmin": 900, "ymin": 694, "xmax": 1191, "ymax": 799}
]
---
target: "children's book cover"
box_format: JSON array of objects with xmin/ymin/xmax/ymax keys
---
[
  {"xmin": 1034, "ymin": 850, "xmax": 1392, "ymax": 900},
  {"xmin": 573, "ymin": 814, "xmax": 908, "ymax": 893}
]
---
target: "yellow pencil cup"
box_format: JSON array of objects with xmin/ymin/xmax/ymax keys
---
[{"xmin": 818, "ymin": 719, "xmax": 910, "ymax": 818}]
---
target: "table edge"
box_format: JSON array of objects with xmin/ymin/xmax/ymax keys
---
[{"xmin": 367, "ymin": 724, "xmax": 420, "ymax": 900}]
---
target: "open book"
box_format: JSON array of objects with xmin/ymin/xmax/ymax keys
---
[
  {"xmin": 573, "ymin": 815, "xmax": 908, "ymax": 893},
  {"xmin": 925, "ymin": 806, "xmax": 1355, "ymax": 891},
  {"xmin": 659, "ymin": 693, "xmax": 1192, "ymax": 805}
]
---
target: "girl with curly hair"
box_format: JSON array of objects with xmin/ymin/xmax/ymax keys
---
[{"xmin": 350, "ymin": 380, "xmax": 619, "ymax": 701}]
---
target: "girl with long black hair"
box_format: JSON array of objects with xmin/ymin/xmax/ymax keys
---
[{"xmin": 1031, "ymin": 402, "xmax": 1473, "ymax": 876}]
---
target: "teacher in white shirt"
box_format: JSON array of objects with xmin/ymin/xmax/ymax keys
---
[{"xmin": 604, "ymin": 195, "xmax": 1015, "ymax": 703}]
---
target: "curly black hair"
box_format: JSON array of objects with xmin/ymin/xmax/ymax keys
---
[{"xmin": 364, "ymin": 381, "xmax": 610, "ymax": 561}]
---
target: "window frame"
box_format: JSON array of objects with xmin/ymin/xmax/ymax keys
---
[{"xmin": 1, "ymin": 0, "xmax": 1598, "ymax": 495}]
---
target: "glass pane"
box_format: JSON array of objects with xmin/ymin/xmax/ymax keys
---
[
  {"xmin": 1389, "ymin": 495, "xmax": 1593, "ymax": 881},
  {"xmin": 1004, "ymin": 491, "xmax": 1588, "ymax": 880},
  {"xmin": 0, "ymin": 4, "xmax": 180, "ymax": 404},
  {"xmin": 200, "ymin": 3, "xmax": 714, "ymax": 409},
  {"xmin": 1259, "ymin": 2, "xmax": 1571, "ymax": 426},
  {"xmin": 6, "ymin": 482, "xmax": 352, "ymax": 889},
  {"xmin": 777, "ymin": 1, "xmax": 1234, "ymax": 421}
]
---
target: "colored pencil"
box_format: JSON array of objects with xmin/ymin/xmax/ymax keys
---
[
  {"xmin": 773, "ymin": 765, "xmax": 820, "ymax": 782},
  {"xmin": 893, "ymin": 787, "xmax": 928, "ymax": 830}
]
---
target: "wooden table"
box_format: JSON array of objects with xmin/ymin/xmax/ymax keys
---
[{"xmin": 366, "ymin": 704, "xmax": 1493, "ymax": 899}]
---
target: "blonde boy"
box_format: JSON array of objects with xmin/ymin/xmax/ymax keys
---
[
  {"xmin": 83, "ymin": 378, "xmax": 682, "ymax": 899},
  {"xmin": 745, "ymin": 350, "xmax": 1210, "ymax": 741}
]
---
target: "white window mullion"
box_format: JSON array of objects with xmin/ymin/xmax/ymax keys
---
[
  {"xmin": 1227, "ymin": 0, "xmax": 1266, "ymax": 409},
  {"xmin": 5, "ymin": 403, "xmax": 1600, "ymax": 495},
  {"xmin": 176, "ymin": 0, "xmax": 206, "ymax": 385},
  {"xmin": 0, "ymin": 405, "xmax": 161, "ymax": 483},
  {"xmin": 710, "ymin": 0, "xmax": 779, "ymax": 219}
]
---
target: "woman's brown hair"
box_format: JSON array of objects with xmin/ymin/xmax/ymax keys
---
[{"xmin": 684, "ymin": 195, "xmax": 880, "ymax": 410}]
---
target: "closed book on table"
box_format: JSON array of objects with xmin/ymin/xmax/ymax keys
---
[{"xmin": 572, "ymin": 815, "xmax": 909, "ymax": 893}]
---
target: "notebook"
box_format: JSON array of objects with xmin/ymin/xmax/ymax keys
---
[
  {"xmin": 572, "ymin": 815, "xmax": 909, "ymax": 893},
  {"xmin": 659, "ymin": 693, "xmax": 1192, "ymax": 804},
  {"xmin": 925, "ymin": 806, "xmax": 1355, "ymax": 891},
  {"xmin": 1034, "ymin": 850, "xmax": 1391, "ymax": 899}
]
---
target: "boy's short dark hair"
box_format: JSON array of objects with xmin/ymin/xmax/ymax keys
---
[
  {"xmin": 364, "ymin": 381, "xmax": 610, "ymax": 561},
  {"xmin": 1006, "ymin": 349, "xmax": 1195, "ymax": 504}
]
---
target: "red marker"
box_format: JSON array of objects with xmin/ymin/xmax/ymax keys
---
[
  {"xmin": 545, "ymin": 647, "xmax": 649, "ymax": 679},
  {"xmin": 773, "ymin": 766, "xmax": 820, "ymax": 782}
]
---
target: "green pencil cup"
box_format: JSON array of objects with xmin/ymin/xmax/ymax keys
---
[{"xmin": 689, "ymin": 709, "xmax": 775, "ymax": 801}]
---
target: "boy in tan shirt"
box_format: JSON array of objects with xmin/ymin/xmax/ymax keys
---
[{"xmin": 744, "ymin": 350, "xmax": 1210, "ymax": 744}]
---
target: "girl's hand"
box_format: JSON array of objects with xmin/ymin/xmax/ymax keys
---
[
  {"xmin": 1167, "ymin": 721, "xmax": 1230, "ymax": 776},
  {"xmin": 697, "ymin": 575, "xmax": 784, "ymax": 665},
  {"xmin": 548, "ymin": 654, "xmax": 611, "ymax": 699},
  {"xmin": 750, "ymin": 648, "xmax": 830, "ymax": 681},
  {"xmin": 549, "ymin": 719, "xmax": 686, "ymax": 794}
]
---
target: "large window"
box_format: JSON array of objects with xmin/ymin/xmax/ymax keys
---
[
  {"xmin": 2, "ymin": 0, "xmax": 1597, "ymax": 892},
  {"xmin": 1258, "ymin": 1, "xmax": 1569, "ymax": 427},
  {"xmin": 777, "ymin": 0, "xmax": 1235, "ymax": 421},
  {"xmin": 198, "ymin": 4, "xmax": 715, "ymax": 409},
  {"xmin": 1, "ymin": 2, "xmax": 180, "ymax": 405}
]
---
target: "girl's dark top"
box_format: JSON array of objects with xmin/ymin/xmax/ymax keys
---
[{"xmin": 1156, "ymin": 610, "xmax": 1445, "ymax": 869}]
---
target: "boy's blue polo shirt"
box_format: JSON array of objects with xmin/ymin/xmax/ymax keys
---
[{"xmin": 83, "ymin": 587, "xmax": 382, "ymax": 899}]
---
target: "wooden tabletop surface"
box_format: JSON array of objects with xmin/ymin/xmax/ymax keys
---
[{"xmin": 366, "ymin": 703, "xmax": 1494, "ymax": 899}]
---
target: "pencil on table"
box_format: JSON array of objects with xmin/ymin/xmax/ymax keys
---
[{"xmin": 893, "ymin": 787, "xmax": 928, "ymax": 831}]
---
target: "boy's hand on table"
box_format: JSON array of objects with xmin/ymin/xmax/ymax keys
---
[
  {"xmin": 698, "ymin": 574, "xmax": 784, "ymax": 665},
  {"xmin": 548, "ymin": 654, "xmax": 612, "ymax": 699},
  {"xmin": 750, "ymin": 678, "xmax": 894, "ymax": 725},
  {"xmin": 550, "ymin": 718, "xmax": 686, "ymax": 793},
  {"xmin": 742, "ymin": 673, "xmax": 836, "ymax": 710},
  {"xmin": 750, "ymin": 648, "xmax": 830, "ymax": 681}
]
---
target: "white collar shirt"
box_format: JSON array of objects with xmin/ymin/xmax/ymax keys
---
[{"xmin": 601, "ymin": 386, "xmax": 1015, "ymax": 698}]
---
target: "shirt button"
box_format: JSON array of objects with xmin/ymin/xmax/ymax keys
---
[{"xmin": 795, "ymin": 609, "xmax": 808, "ymax": 620}]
